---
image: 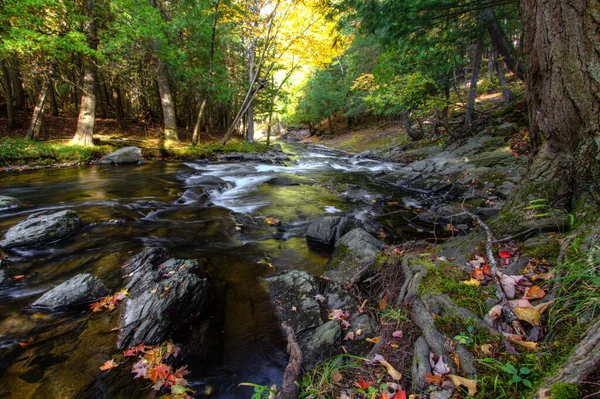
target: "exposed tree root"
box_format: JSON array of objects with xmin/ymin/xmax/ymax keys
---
[
  {"xmin": 277, "ymin": 322, "xmax": 303, "ymax": 399},
  {"xmin": 411, "ymin": 298, "xmax": 455, "ymax": 373},
  {"xmin": 411, "ymin": 336, "xmax": 431, "ymax": 390},
  {"xmin": 397, "ymin": 254, "xmax": 426, "ymax": 305},
  {"xmin": 535, "ymin": 317, "xmax": 600, "ymax": 399}
]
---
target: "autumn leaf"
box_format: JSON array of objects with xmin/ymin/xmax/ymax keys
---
[
  {"xmin": 425, "ymin": 373, "xmax": 443, "ymax": 385},
  {"xmin": 534, "ymin": 300, "xmax": 555, "ymax": 315},
  {"xmin": 507, "ymin": 336, "xmax": 540, "ymax": 351},
  {"xmin": 462, "ymin": 278, "xmax": 481, "ymax": 286},
  {"xmin": 344, "ymin": 331, "xmax": 355, "ymax": 341},
  {"xmin": 514, "ymin": 307, "xmax": 542, "ymax": 326},
  {"xmin": 524, "ymin": 285, "xmax": 546, "ymax": 299},
  {"xmin": 480, "ymin": 344, "xmax": 494, "ymax": 355},
  {"xmin": 392, "ymin": 389, "xmax": 407, "ymax": 399},
  {"xmin": 379, "ymin": 295, "xmax": 388, "ymax": 310},
  {"xmin": 392, "ymin": 330, "xmax": 403, "ymax": 339},
  {"xmin": 100, "ymin": 359, "xmax": 118, "ymax": 371},
  {"xmin": 332, "ymin": 370, "xmax": 343, "ymax": 383},
  {"xmin": 366, "ymin": 336, "xmax": 380, "ymax": 344},
  {"xmin": 499, "ymin": 274, "xmax": 525, "ymax": 298},
  {"xmin": 264, "ymin": 217, "xmax": 281, "ymax": 226},
  {"xmin": 355, "ymin": 378, "xmax": 374, "ymax": 389},
  {"xmin": 13, "ymin": 275, "xmax": 25, "ymax": 280},
  {"xmin": 471, "ymin": 267, "xmax": 484, "ymax": 281},
  {"xmin": 447, "ymin": 374, "xmax": 477, "ymax": 396},
  {"xmin": 377, "ymin": 357, "xmax": 402, "ymax": 380}
]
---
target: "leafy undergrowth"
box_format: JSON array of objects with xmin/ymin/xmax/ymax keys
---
[
  {"xmin": 295, "ymin": 232, "xmax": 599, "ymax": 399},
  {"xmin": 153, "ymin": 140, "xmax": 268, "ymax": 160},
  {"xmin": 0, "ymin": 137, "xmax": 111, "ymax": 166}
]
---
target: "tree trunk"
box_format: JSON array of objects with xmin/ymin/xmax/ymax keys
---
[
  {"xmin": 328, "ymin": 114, "xmax": 334, "ymax": 135},
  {"xmin": 493, "ymin": 50, "xmax": 515, "ymax": 105},
  {"xmin": 113, "ymin": 87, "xmax": 124, "ymax": 129},
  {"xmin": 49, "ymin": 82, "xmax": 59, "ymax": 116},
  {"xmin": 483, "ymin": 9, "xmax": 525, "ymax": 81},
  {"xmin": 26, "ymin": 84, "xmax": 48, "ymax": 140},
  {"xmin": 11, "ymin": 61, "xmax": 26, "ymax": 111},
  {"xmin": 72, "ymin": 0, "xmax": 97, "ymax": 146},
  {"xmin": 1, "ymin": 60, "xmax": 15, "ymax": 129},
  {"xmin": 464, "ymin": 36, "xmax": 483, "ymax": 127},
  {"xmin": 157, "ymin": 62, "xmax": 179, "ymax": 142},
  {"xmin": 503, "ymin": 0, "xmax": 600, "ymax": 219},
  {"xmin": 403, "ymin": 110, "xmax": 423, "ymax": 141}
]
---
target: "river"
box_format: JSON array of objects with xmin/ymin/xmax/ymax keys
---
[{"xmin": 0, "ymin": 143, "xmax": 437, "ymax": 398}]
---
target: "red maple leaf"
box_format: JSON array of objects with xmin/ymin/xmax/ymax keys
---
[
  {"xmin": 355, "ymin": 378, "xmax": 374, "ymax": 390},
  {"xmin": 153, "ymin": 363, "xmax": 171, "ymax": 380},
  {"xmin": 392, "ymin": 389, "xmax": 407, "ymax": 399}
]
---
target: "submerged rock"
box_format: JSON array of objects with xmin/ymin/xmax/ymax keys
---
[
  {"xmin": 0, "ymin": 196, "xmax": 20, "ymax": 210},
  {"xmin": 117, "ymin": 247, "xmax": 210, "ymax": 349},
  {"xmin": 306, "ymin": 216, "xmax": 358, "ymax": 247},
  {"xmin": 261, "ymin": 269, "xmax": 373, "ymax": 369},
  {"xmin": 324, "ymin": 228, "xmax": 385, "ymax": 284},
  {"xmin": 97, "ymin": 146, "xmax": 143, "ymax": 165},
  {"xmin": 31, "ymin": 273, "xmax": 109, "ymax": 311},
  {"xmin": 174, "ymin": 187, "xmax": 210, "ymax": 205},
  {"xmin": 0, "ymin": 210, "xmax": 80, "ymax": 249},
  {"xmin": 187, "ymin": 175, "xmax": 235, "ymax": 193}
]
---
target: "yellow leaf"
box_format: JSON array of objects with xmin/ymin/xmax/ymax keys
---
[
  {"xmin": 514, "ymin": 307, "xmax": 542, "ymax": 326},
  {"xmin": 99, "ymin": 359, "xmax": 118, "ymax": 371},
  {"xmin": 447, "ymin": 374, "xmax": 477, "ymax": 396},
  {"xmin": 480, "ymin": 344, "xmax": 494, "ymax": 355},
  {"xmin": 462, "ymin": 278, "xmax": 481, "ymax": 286},
  {"xmin": 366, "ymin": 336, "xmax": 380, "ymax": 344},
  {"xmin": 379, "ymin": 360, "xmax": 402, "ymax": 381},
  {"xmin": 507, "ymin": 336, "xmax": 540, "ymax": 351}
]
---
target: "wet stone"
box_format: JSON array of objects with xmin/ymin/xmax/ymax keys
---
[
  {"xmin": 0, "ymin": 196, "xmax": 19, "ymax": 210},
  {"xmin": 31, "ymin": 273, "xmax": 109, "ymax": 312},
  {"xmin": 306, "ymin": 216, "xmax": 358, "ymax": 247},
  {"xmin": 97, "ymin": 146, "xmax": 143, "ymax": 165},
  {"xmin": 0, "ymin": 210, "xmax": 80, "ymax": 250}
]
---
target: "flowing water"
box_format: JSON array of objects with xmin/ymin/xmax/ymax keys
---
[{"xmin": 0, "ymin": 143, "xmax": 437, "ymax": 399}]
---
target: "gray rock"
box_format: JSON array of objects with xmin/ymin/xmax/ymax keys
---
[
  {"xmin": 174, "ymin": 187, "xmax": 209, "ymax": 204},
  {"xmin": 435, "ymin": 204, "xmax": 472, "ymax": 225},
  {"xmin": 217, "ymin": 151, "xmax": 290, "ymax": 164},
  {"xmin": 117, "ymin": 248, "xmax": 210, "ymax": 348},
  {"xmin": 97, "ymin": 146, "xmax": 143, "ymax": 165},
  {"xmin": 306, "ymin": 216, "xmax": 358, "ymax": 247},
  {"xmin": 298, "ymin": 320, "xmax": 341, "ymax": 369},
  {"xmin": 495, "ymin": 181, "xmax": 516, "ymax": 199},
  {"xmin": 262, "ymin": 270, "xmax": 322, "ymax": 331},
  {"xmin": 282, "ymin": 127, "xmax": 311, "ymax": 142},
  {"xmin": 325, "ymin": 228, "xmax": 385, "ymax": 284},
  {"xmin": 31, "ymin": 273, "xmax": 109, "ymax": 311},
  {"xmin": 430, "ymin": 390, "xmax": 453, "ymax": 399},
  {"xmin": 0, "ymin": 196, "xmax": 19, "ymax": 210},
  {"xmin": 476, "ymin": 207, "xmax": 501, "ymax": 217},
  {"xmin": 187, "ymin": 175, "xmax": 235, "ymax": 193},
  {"xmin": 0, "ymin": 210, "xmax": 80, "ymax": 249},
  {"xmin": 264, "ymin": 176, "xmax": 308, "ymax": 186},
  {"xmin": 0, "ymin": 269, "xmax": 5, "ymax": 285},
  {"xmin": 493, "ymin": 122, "xmax": 518, "ymax": 137},
  {"xmin": 468, "ymin": 151, "xmax": 512, "ymax": 167}
]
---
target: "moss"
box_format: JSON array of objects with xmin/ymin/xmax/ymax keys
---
[
  {"xmin": 522, "ymin": 239, "xmax": 561, "ymax": 260},
  {"xmin": 418, "ymin": 259, "xmax": 492, "ymax": 317},
  {"xmin": 549, "ymin": 383, "xmax": 581, "ymax": 399}
]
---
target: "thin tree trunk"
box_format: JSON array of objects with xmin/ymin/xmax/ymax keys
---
[
  {"xmin": 72, "ymin": 77, "xmax": 79, "ymax": 114},
  {"xmin": 464, "ymin": 36, "xmax": 483, "ymax": 127},
  {"xmin": 493, "ymin": 50, "xmax": 515, "ymax": 105},
  {"xmin": 328, "ymin": 114, "xmax": 334, "ymax": 135},
  {"xmin": 1, "ymin": 60, "xmax": 15, "ymax": 129},
  {"xmin": 113, "ymin": 87, "xmax": 124, "ymax": 129},
  {"xmin": 266, "ymin": 112, "xmax": 273, "ymax": 146},
  {"xmin": 483, "ymin": 9, "xmax": 525, "ymax": 81},
  {"xmin": 11, "ymin": 61, "xmax": 25, "ymax": 111},
  {"xmin": 72, "ymin": 0, "xmax": 97, "ymax": 146},
  {"xmin": 49, "ymin": 82, "xmax": 59, "ymax": 116},
  {"xmin": 26, "ymin": 84, "xmax": 48, "ymax": 140},
  {"xmin": 157, "ymin": 62, "xmax": 178, "ymax": 142}
]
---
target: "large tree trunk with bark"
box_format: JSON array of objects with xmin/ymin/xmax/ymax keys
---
[
  {"xmin": 72, "ymin": 0, "xmax": 97, "ymax": 146},
  {"xmin": 157, "ymin": 62, "xmax": 179, "ymax": 142},
  {"xmin": 1, "ymin": 60, "xmax": 15, "ymax": 129},
  {"xmin": 464, "ymin": 37, "xmax": 483, "ymax": 127},
  {"xmin": 502, "ymin": 0, "xmax": 600, "ymax": 224}
]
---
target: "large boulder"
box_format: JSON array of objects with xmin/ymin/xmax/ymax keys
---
[
  {"xmin": 306, "ymin": 216, "xmax": 358, "ymax": 247},
  {"xmin": 117, "ymin": 248, "xmax": 210, "ymax": 349},
  {"xmin": 97, "ymin": 146, "xmax": 143, "ymax": 165},
  {"xmin": 0, "ymin": 210, "xmax": 80, "ymax": 250},
  {"xmin": 0, "ymin": 196, "xmax": 19, "ymax": 210},
  {"xmin": 31, "ymin": 273, "xmax": 109, "ymax": 311},
  {"xmin": 324, "ymin": 228, "xmax": 385, "ymax": 285},
  {"xmin": 261, "ymin": 270, "xmax": 373, "ymax": 369}
]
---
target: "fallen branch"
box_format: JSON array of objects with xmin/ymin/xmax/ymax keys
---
[
  {"xmin": 467, "ymin": 212, "xmax": 526, "ymax": 336},
  {"xmin": 276, "ymin": 322, "xmax": 303, "ymax": 399}
]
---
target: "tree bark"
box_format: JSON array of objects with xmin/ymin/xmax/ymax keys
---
[
  {"xmin": 464, "ymin": 36, "xmax": 483, "ymax": 127},
  {"xmin": 1, "ymin": 60, "xmax": 15, "ymax": 129},
  {"xmin": 26, "ymin": 84, "xmax": 48, "ymax": 140},
  {"xmin": 72, "ymin": 0, "xmax": 97, "ymax": 146},
  {"xmin": 113, "ymin": 87, "xmax": 124, "ymax": 129},
  {"xmin": 504, "ymin": 0, "xmax": 600, "ymax": 217},
  {"xmin": 49, "ymin": 82, "xmax": 59, "ymax": 116},
  {"xmin": 403, "ymin": 110, "xmax": 423, "ymax": 141},
  {"xmin": 493, "ymin": 50, "xmax": 515, "ymax": 105},
  {"xmin": 11, "ymin": 60, "xmax": 26, "ymax": 111},
  {"xmin": 483, "ymin": 9, "xmax": 525, "ymax": 82},
  {"xmin": 157, "ymin": 61, "xmax": 179, "ymax": 142}
]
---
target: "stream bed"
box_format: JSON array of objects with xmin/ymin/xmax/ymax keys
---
[{"xmin": 0, "ymin": 143, "xmax": 442, "ymax": 398}]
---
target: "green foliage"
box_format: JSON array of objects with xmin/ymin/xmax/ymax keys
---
[
  {"xmin": 0, "ymin": 138, "xmax": 110, "ymax": 166},
  {"xmin": 454, "ymin": 325, "xmax": 475, "ymax": 345},
  {"xmin": 238, "ymin": 383, "xmax": 277, "ymax": 399},
  {"xmin": 299, "ymin": 354, "xmax": 365, "ymax": 398}
]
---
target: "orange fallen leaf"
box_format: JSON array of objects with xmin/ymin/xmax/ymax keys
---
[
  {"xmin": 379, "ymin": 295, "xmax": 388, "ymax": 310},
  {"xmin": 366, "ymin": 336, "xmax": 380, "ymax": 344},
  {"xmin": 99, "ymin": 359, "xmax": 118, "ymax": 371},
  {"xmin": 392, "ymin": 389, "xmax": 407, "ymax": 399},
  {"xmin": 524, "ymin": 285, "xmax": 546, "ymax": 300},
  {"xmin": 425, "ymin": 373, "xmax": 443, "ymax": 385},
  {"xmin": 471, "ymin": 267, "xmax": 484, "ymax": 281},
  {"xmin": 13, "ymin": 275, "xmax": 25, "ymax": 280},
  {"xmin": 355, "ymin": 378, "xmax": 374, "ymax": 389},
  {"xmin": 19, "ymin": 337, "xmax": 34, "ymax": 348}
]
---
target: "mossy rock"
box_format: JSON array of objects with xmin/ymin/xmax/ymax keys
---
[{"xmin": 549, "ymin": 383, "xmax": 581, "ymax": 399}]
